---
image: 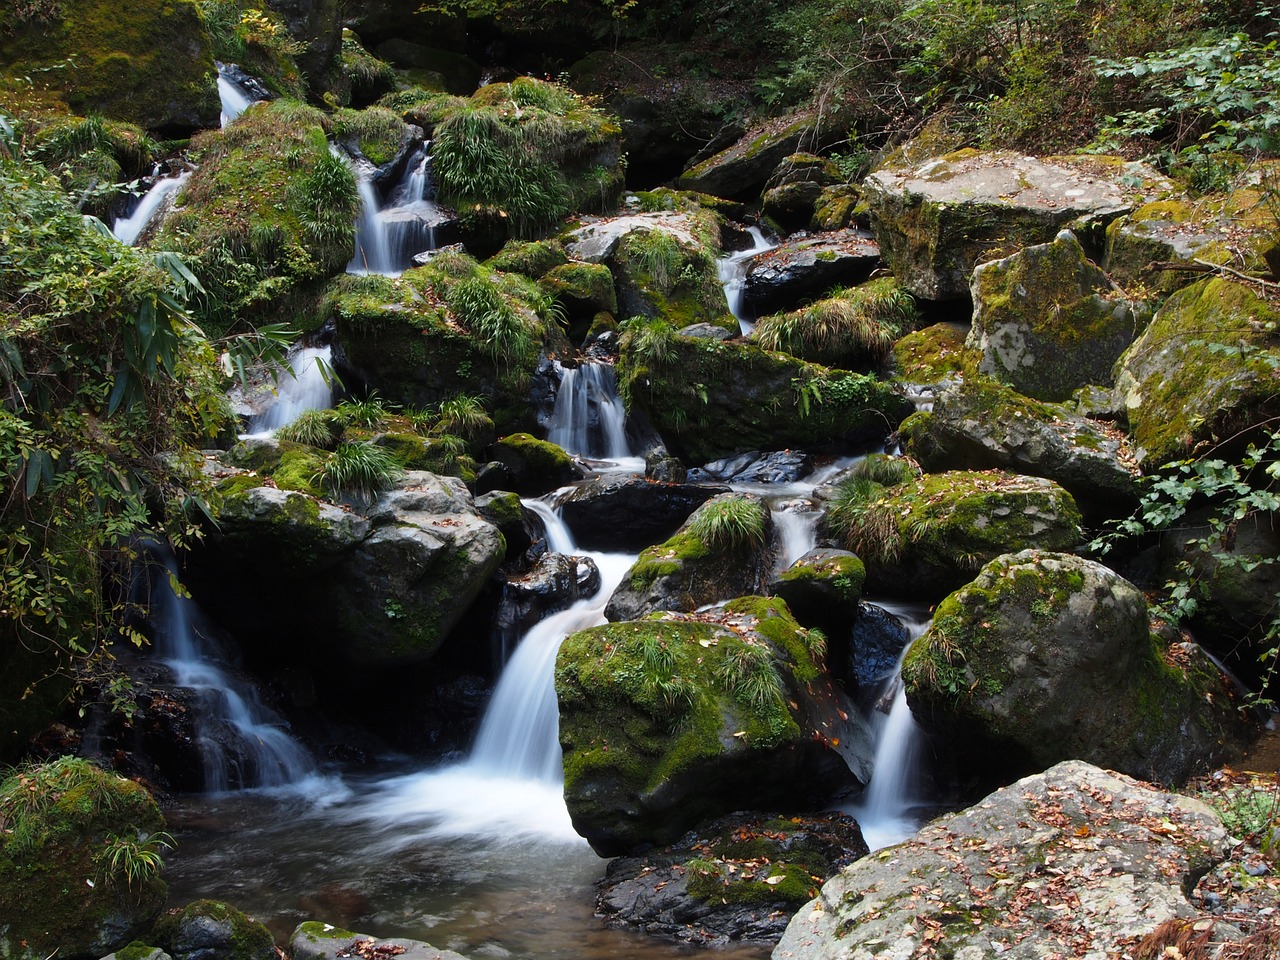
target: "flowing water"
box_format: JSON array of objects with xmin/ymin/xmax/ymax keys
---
[
  {"xmin": 544, "ymin": 361, "xmax": 642, "ymax": 471},
  {"xmin": 718, "ymin": 226, "xmax": 776, "ymax": 335},
  {"xmin": 246, "ymin": 345, "xmax": 334, "ymax": 434},
  {"xmin": 112, "ymin": 172, "xmax": 189, "ymax": 246},
  {"xmin": 217, "ymin": 64, "xmax": 257, "ymax": 127},
  {"xmin": 348, "ymin": 144, "xmax": 444, "ymax": 276}
]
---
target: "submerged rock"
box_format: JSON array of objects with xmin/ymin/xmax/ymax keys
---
[
  {"xmin": 904, "ymin": 550, "xmax": 1249, "ymax": 786},
  {"xmin": 597, "ymin": 811, "xmax": 868, "ymax": 946},
  {"xmin": 774, "ymin": 761, "xmax": 1234, "ymax": 960},
  {"xmin": 556, "ymin": 596, "xmax": 873, "ymax": 855}
]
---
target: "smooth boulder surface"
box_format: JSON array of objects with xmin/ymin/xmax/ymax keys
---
[
  {"xmin": 742, "ymin": 230, "xmax": 881, "ymax": 317},
  {"xmin": 968, "ymin": 230, "xmax": 1147, "ymax": 401},
  {"xmin": 154, "ymin": 899, "xmax": 275, "ymax": 960},
  {"xmin": 291, "ymin": 923, "xmax": 471, "ymax": 960},
  {"xmin": 774, "ymin": 761, "xmax": 1234, "ymax": 960},
  {"xmin": 556, "ymin": 597, "xmax": 873, "ymax": 856},
  {"xmin": 904, "ymin": 550, "xmax": 1248, "ymax": 786},
  {"xmin": 864, "ymin": 151, "xmax": 1170, "ymax": 300},
  {"xmin": 559, "ymin": 474, "xmax": 729, "ymax": 551}
]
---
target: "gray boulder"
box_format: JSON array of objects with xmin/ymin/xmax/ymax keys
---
[
  {"xmin": 864, "ymin": 150, "xmax": 1171, "ymax": 300},
  {"xmin": 291, "ymin": 923, "xmax": 471, "ymax": 960},
  {"xmin": 742, "ymin": 230, "xmax": 880, "ymax": 317},
  {"xmin": 904, "ymin": 550, "xmax": 1249, "ymax": 786},
  {"xmin": 968, "ymin": 230, "xmax": 1148, "ymax": 401},
  {"xmin": 160, "ymin": 900, "xmax": 274, "ymax": 960},
  {"xmin": 768, "ymin": 549, "xmax": 865, "ymax": 642},
  {"xmin": 677, "ymin": 112, "xmax": 838, "ymax": 200},
  {"xmin": 774, "ymin": 761, "xmax": 1234, "ymax": 960}
]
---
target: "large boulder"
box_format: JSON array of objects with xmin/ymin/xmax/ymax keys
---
[
  {"xmin": 262, "ymin": 0, "xmax": 344, "ymax": 90},
  {"xmin": 825, "ymin": 468, "xmax": 1083, "ymax": 598},
  {"xmin": 677, "ymin": 111, "xmax": 840, "ymax": 201},
  {"xmin": 761, "ymin": 154, "xmax": 846, "ymax": 233},
  {"xmin": 0, "ymin": 0, "xmax": 218, "ymax": 132},
  {"xmin": 774, "ymin": 761, "xmax": 1236, "ymax": 960},
  {"xmin": 0, "ymin": 758, "xmax": 168, "ymax": 960},
  {"xmin": 900, "ymin": 377, "xmax": 1140, "ymax": 519},
  {"xmin": 1113, "ymin": 276, "xmax": 1280, "ymax": 466},
  {"xmin": 768, "ymin": 549, "xmax": 865, "ymax": 643},
  {"xmin": 863, "ymin": 151, "xmax": 1171, "ymax": 300},
  {"xmin": 555, "ymin": 597, "xmax": 874, "ymax": 855},
  {"xmin": 559, "ymin": 474, "xmax": 729, "ymax": 551},
  {"xmin": 153, "ymin": 900, "xmax": 274, "ymax": 960},
  {"xmin": 606, "ymin": 493, "xmax": 774, "ymax": 622},
  {"xmin": 620, "ymin": 327, "xmax": 913, "ymax": 464},
  {"xmin": 904, "ymin": 550, "xmax": 1249, "ymax": 786},
  {"xmin": 487, "ymin": 433, "xmax": 582, "ymax": 496},
  {"xmin": 597, "ymin": 811, "xmax": 868, "ymax": 947},
  {"xmin": 967, "ymin": 230, "xmax": 1148, "ymax": 401},
  {"xmin": 741, "ymin": 230, "xmax": 881, "ymax": 318}
]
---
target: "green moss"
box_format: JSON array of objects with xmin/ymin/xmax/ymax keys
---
[
  {"xmin": 540, "ymin": 262, "xmax": 618, "ymax": 314},
  {"xmin": 114, "ymin": 941, "xmax": 162, "ymax": 960},
  {"xmin": 331, "ymin": 106, "xmax": 405, "ymax": 166},
  {"xmin": 892, "ymin": 322, "xmax": 980, "ymax": 383},
  {"xmin": 271, "ymin": 447, "xmax": 327, "ymax": 496},
  {"xmin": 487, "ymin": 239, "xmax": 569, "ymax": 278},
  {"xmin": 295, "ymin": 921, "xmax": 359, "ymax": 942},
  {"xmin": 153, "ymin": 899, "xmax": 273, "ymax": 960},
  {"xmin": 628, "ymin": 530, "xmax": 711, "ymax": 589}
]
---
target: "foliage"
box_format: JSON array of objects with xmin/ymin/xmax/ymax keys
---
[
  {"xmin": 339, "ymin": 28, "xmax": 397, "ymax": 104},
  {"xmin": 330, "ymin": 106, "xmax": 405, "ymax": 166},
  {"xmin": 313, "ymin": 440, "xmax": 403, "ymax": 501},
  {"xmin": 0, "ymin": 757, "xmax": 121, "ymax": 853},
  {"xmin": 275, "ymin": 409, "xmax": 340, "ymax": 448},
  {"xmin": 335, "ymin": 393, "xmax": 393, "ymax": 429},
  {"xmin": 688, "ymin": 498, "xmax": 768, "ymax": 550},
  {"xmin": 1197, "ymin": 772, "xmax": 1280, "ymax": 853},
  {"xmin": 446, "ymin": 275, "xmax": 538, "ymax": 365},
  {"xmin": 103, "ymin": 829, "xmax": 174, "ymax": 891},
  {"xmin": 753, "ymin": 278, "xmax": 915, "ymax": 369},
  {"xmin": 198, "ymin": 0, "xmax": 305, "ymax": 97},
  {"xmin": 433, "ymin": 395, "xmax": 493, "ymax": 439},
  {"xmin": 715, "ymin": 641, "xmax": 786, "ymax": 711}
]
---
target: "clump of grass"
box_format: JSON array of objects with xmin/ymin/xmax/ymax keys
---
[
  {"xmin": 623, "ymin": 316, "xmax": 676, "ymax": 366},
  {"xmin": 825, "ymin": 475, "xmax": 904, "ymax": 566},
  {"xmin": 335, "ymin": 393, "xmax": 392, "ymax": 429},
  {"xmin": 291, "ymin": 146, "xmax": 358, "ymax": 248},
  {"xmin": 103, "ymin": 830, "xmax": 175, "ymax": 891},
  {"xmin": 754, "ymin": 279, "xmax": 916, "ymax": 369},
  {"xmin": 434, "ymin": 395, "xmax": 492, "ymax": 439},
  {"xmin": 275, "ymin": 409, "xmax": 340, "ymax": 449},
  {"xmin": 330, "ymin": 106, "xmax": 405, "ymax": 166},
  {"xmin": 446, "ymin": 276, "xmax": 536, "ymax": 366},
  {"xmin": 853, "ymin": 453, "xmax": 918, "ymax": 488},
  {"xmin": 0, "ymin": 757, "xmax": 120, "ymax": 853},
  {"xmin": 339, "ymin": 29, "xmax": 396, "ymax": 101},
  {"xmin": 313, "ymin": 440, "xmax": 402, "ymax": 501},
  {"xmin": 716, "ymin": 642, "xmax": 786, "ymax": 711},
  {"xmin": 689, "ymin": 498, "xmax": 768, "ymax": 551}
]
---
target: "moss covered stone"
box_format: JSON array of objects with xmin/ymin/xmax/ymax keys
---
[
  {"xmin": 152, "ymin": 899, "xmax": 274, "ymax": 960},
  {"xmin": 555, "ymin": 599, "xmax": 872, "ymax": 856},
  {"xmin": 891, "ymin": 321, "xmax": 980, "ymax": 384},
  {"xmin": 1114, "ymin": 276, "xmax": 1280, "ymax": 466},
  {"xmin": 487, "ymin": 433, "xmax": 580, "ymax": 496},
  {"xmin": 486, "ymin": 239, "xmax": 569, "ymax": 278},
  {"xmin": 539, "ymin": 262, "xmax": 618, "ymax": 316},
  {"xmin": 0, "ymin": 758, "xmax": 168, "ymax": 960},
  {"xmin": 0, "ymin": 0, "xmax": 218, "ymax": 131},
  {"xmin": 902, "ymin": 551, "xmax": 1250, "ymax": 787},
  {"xmin": 770, "ymin": 548, "xmax": 865, "ymax": 641}
]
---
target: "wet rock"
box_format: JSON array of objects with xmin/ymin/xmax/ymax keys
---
[
  {"xmin": 967, "ymin": 230, "xmax": 1148, "ymax": 401},
  {"xmin": 291, "ymin": 923, "xmax": 472, "ymax": 960},
  {"xmin": 605, "ymin": 492, "xmax": 774, "ymax": 621},
  {"xmin": 557, "ymin": 597, "xmax": 874, "ymax": 855},
  {"xmin": 486, "ymin": 433, "xmax": 583, "ymax": 496},
  {"xmin": 904, "ymin": 550, "xmax": 1251, "ymax": 787},
  {"xmin": 474, "ymin": 489, "xmax": 536, "ymax": 558},
  {"xmin": 848, "ymin": 602, "xmax": 911, "ymax": 690},
  {"xmin": 597, "ymin": 811, "xmax": 868, "ymax": 946},
  {"xmin": 761, "ymin": 154, "xmax": 846, "ymax": 233},
  {"xmin": 157, "ymin": 900, "xmax": 275, "ymax": 960},
  {"xmin": 774, "ymin": 761, "xmax": 1235, "ymax": 960},
  {"xmin": 864, "ymin": 151, "xmax": 1171, "ymax": 300},
  {"xmin": 742, "ymin": 230, "xmax": 880, "ymax": 317},
  {"xmin": 559, "ymin": 474, "xmax": 728, "ymax": 551},
  {"xmin": 768, "ymin": 549, "xmax": 865, "ymax": 642},
  {"xmin": 688, "ymin": 450, "xmax": 813, "ymax": 484},
  {"xmin": 495, "ymin": 552, "xmax": 600, "ymax": 639}
]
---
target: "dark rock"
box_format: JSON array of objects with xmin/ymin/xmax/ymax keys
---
[
  {"xmin": 559, "ymin": 474, "xmax": 726, "ymax": 551},
  {"xmin": 263, "ymin": 0, "xmax": 343, "ymax": 90},
  {"xmin": 677, "ymin": 112, "xmax": 841, "ymax": 201},
  {"xmin": 644, "ymin": 454, "xmax": 687, "ymax": 484},
  {"xmin": 742, "ymin": 230, "xmax": 881, "ymax": 317},
  {"xmin": 486, "ymin": 434, "xmax": 583, "ymax": 496},
  {"xmin": 474, "ymin": 489, "xmax": 536, "ymax": 558},
  {"xmin": 848, "ymin": 602, "xmax": 911, "ymax": 690},
  {"xmin": 688, "ymin": 450, "xmax": 814, "ymax": 484},
  {"xmin": 768, "ymin": 549, "xmax": 865, "ymax": 643},
  {"xmin": 495, "ymin": 552, "xmax": 601, "ymax": 640}
]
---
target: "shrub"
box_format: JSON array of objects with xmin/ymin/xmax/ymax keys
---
[
  {"xmin": 313, "ymin": 441, "xmax": 403, "ymax": 501},
  {"xmin": 754, "ymin": 279, "xmax": 915, "ymax": 368},
  {"xmin": 688, "ymin": 498, "xmax": 768, "ymax": 550}
]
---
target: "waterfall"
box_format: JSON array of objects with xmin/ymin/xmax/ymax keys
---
[
  {"xmin": 772, "ymin": 499, "xmax": 820, "ymax": 571},
  {"xmin": 112, "ymin": 172, "xmax": 189, "ymax": 246},
  {"xmin": 847, "ymin": 601, "xmax": 930, "ymax": 849},
  {"xmin": 141, "ymin": 543, "xmax": 315, "ymax": 791},
  {"xmin": 347, "ymin": 143, "xmax": 442, "ymax": 277},
  {"xmin": 216, "ymin": 64, "xmax": 257, "ymax": 127},
  {"xmin": 545, "ymin": 361, "xmax": 635, "ymax": 465},
  {"xmin": 247, "ymin": 345, "xmax": 333, "ymax": 434},
  {"xmin": 718, "ymin": 226, "xmax": 776, "ymax": 335}
]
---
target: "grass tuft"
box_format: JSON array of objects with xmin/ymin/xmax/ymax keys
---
[{"xmin": 313, "ymin": 440, "xmax": 402, "ymax": 501}]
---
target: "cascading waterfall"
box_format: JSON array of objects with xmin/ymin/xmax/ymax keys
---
[
  {"xmin": 112, "ymin": 172, "xmax": 190, "ymax": 246},
  {"xmin": 847, "ymin": 601, "xmax": 931, "ymax": 850},
  {"xmin": 545, "ymin": 361, "xmax": 637, "ymax": 467},
  {"xmin": 771, "ymin": 500, "xmax": 821, "ymax": 571},
  {"xmin": 247, "ymin": 345, "xmax": 333, "ymax": 434},
  {"xmin": 718, "ymin": 226, "xmax": 776, "ymax": 335},
  {"xmin": 347, "ymin": 143, "xmax": 442, "ymax": 276},
  {"xmin": 141, "ymin": 544, "xmax": 315, "ymax": 791},
  {"xmin": 216, "ymin": 63, "xmax": 257, "ymax": 127}
]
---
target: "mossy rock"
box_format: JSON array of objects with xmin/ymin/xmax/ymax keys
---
[
  {"xmin": 824, "ymin": 468, "xmax": 1083, "ymax": 598},
  {"xmin": 152, "ymin": 899, "xmax": 274, "ymax": 960},
  {"xmin": 539, "ymin": 261, "xmax": 618, "ymax": 316},
  {"xmin": 486, "ymin": 239, "xmax": 569, "ymax": 278},
  {"xmin": 811, "ymin": 184, "xmax": 863, "ymax": 231},
  {"xmin": 677, "ymin": 111, "xmax": 839, "ymax": 201},
  {"xmin": 968, "ymin": 230, "xmax": 1148, "ymax": 401},
  {"xmin": 487, "ymin": 433, "xmax": 581, "ymax": 496},
  {"xmin": 0, "ymin": 0, "xmax": 218, "ymax": 132},
  {"xmin": 891, "ymin": 321, "xmax": 980, "ymax": 384},
  {"xmin": 1113, "ymin": 276, "xmax": 1280, "ymax": 466},
  {"xmin": 157, "ymin": 99, "xmax": 359, "ymax": 338},
  {"xmin": 555, "ymin": 597, "xmax": 873, "ymax": 856},
  {"xmin": 769, "ymin": 548, "xmax": 865, "ymax": 641},
  {"xmin": 619, "ymin": 325, "xmax": 913, "ymax": 464},
  {"xmin": 330, "ymin": 105, "xmax": 408, "ymax": 167},
  {"xmin": 605, "ymin": 492, "xmax": 774, "ymax": 621},
  {"xmin": 214, "ymin": 484, "xmax": 372, "ymax": 573},
  {"xmin": 610, "ymin": 222, "xmax": 731, "ymax": 330},
  {"xmin": 903, "ymin": 550, "xmax": 1250, "ymax": 787},
  {"xmin": 0, "ymin": 758, "xmax": 168, "ymax": 960}
]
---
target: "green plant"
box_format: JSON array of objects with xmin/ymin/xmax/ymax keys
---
[
  {"xmin": 434, "ymin": 395, "xmax": 493, "ymax": 439},
  {"xmin": 688, "ymin": 498, "xmax": 767, "ymax": 550},
  {"xmin": 1198, "ymin": 773, "xmax": 1280, "ymax": 854},
  {"xmin": 102, "ymin": 829, "xmax": 174, "ymax": 891},
  {"xmin": 0, "ymin": 757, "xmax": 120, "ymax": 853},
  {"xmin": 313, "ymin": 441, "xmax": 403, "ymax": 501},
  {"xmin": 754, "ymin": 280, "xmax": 914, "ymax": 368},
  {"xmin": 275, "ymin": 409, "xmax": 340, "ymax": 448},
  {"xmin": 446, "ymin": 276, "xmax": 536, "ymax": 366},
  {"xmin": 335, "ymin": 394, "xmax": 392, "ymax": 429},
  {"xmin": 716, "ymin": 641, "xmax": 786, "ymax": 711}
]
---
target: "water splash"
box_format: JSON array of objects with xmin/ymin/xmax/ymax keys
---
[
  {"xmin": 718, "ymin": 226, "xmax": 776, "ymax": 335},
  {"xmin": 112, "ymin": 173, "xmax": 189, "ymax": 246},
  {"xmin": 545, "ymin": 362, "xmax": 637, "ymax": 467},
  {"xmin": 216, "ymin": 64, "xmax": 257, "ymax": 127},
  {"xmin": 246, "ymin": 345, "xmax": 333, "ymax": 434},
  {"xmin": 347, "ymin": 143, "xmax": 442, "ymax": 277}
]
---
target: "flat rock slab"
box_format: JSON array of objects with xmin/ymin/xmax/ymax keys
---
[
  {"xmin": 292, "ymin": 925, "xmax": 471, "ymax": 960},
  {"xmin": 743, "ymin": 229, "xmax": 880, "ymax": 316},
  {"xmin": 774, "ymin": 760, "xmax": 1234, "ymax": 960},
  {"xmin": 563, "ymin": 211, "xmax": 705, "ymax": 263}
]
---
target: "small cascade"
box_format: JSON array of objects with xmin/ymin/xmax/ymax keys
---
[
  {"xmin": 112, "ymin": 172, "xmax": 189, "ymax": 246},
  {"xmin": 848, "ymin": 601, "xmax": 931, "ymax": 849},
  {"xmin": 247, "ymin": 345, "xmax": 333, "ymax": 434},
  {"xmin": 347, "ymin": 143, "xmax": 443, "ymax": 277},
  {"xmin": 718, "ymin": 226, "xmax": 776, "ymax": 335},
  {"xmin": 141, "ymin": 544, "xmax": 315, "ymax": 791},
  {"xmin": 545, "ymin": 361, "xmax": 642, "ymax": 470},
  {"xmin": 771, "ymin": 499, "xmax": 821, "ymax": 570},
  {"xmin": 216, "ymin": 63, "xmax": 257, "ymax": 127}
]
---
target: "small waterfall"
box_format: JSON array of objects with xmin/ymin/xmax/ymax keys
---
[
  {"xmin": 718, "ymin": 226, "xmax": 776, "ymax": 335},
  {"xmin": 848, "ymin": 602, "xmax": 930, "ymax": 849},
  {"xmin": 772, "ymin": 499, "xmax": 820, "ymax": 571},
  {"xmin": 216, "ymin": 64, "xmax": 257, "ymax": 127},
  {"xmin": 247, "ymin": 345, "xmax": 333, "ymax": 434},
  {"xmin": 112, "ymin": 172, "xmax": 189, "ymax": 246},
  {"xmin": 347, "ymin": 143, "xmax": 442, "ymax": 277},
  {"xmin": 142, "ymin": 544, "xmax": 315, "ymax": 791},
  {"xmin": 545, "ymin": 361, "xmax": 641, "ymax": 469}
]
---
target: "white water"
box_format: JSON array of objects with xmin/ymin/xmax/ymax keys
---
[
  {"xmin": 217, "ymin": 66, "xmax": 256, "ymax": 127},
  {"xmin": 247, "ymin": 345, "xmax": 333, "ymax": 434},
  {"xmin": 112, "ymin": 172, "xmax": 189, "ymax": 246},
  {"xmin": 846, "ymin": 601, "xmax": 931, "ymax": 850},
  {"xmin": 545, "ymin": 361, "xmax": 640, "ymax": 470},
  {"xmin": 144, "ymin": 544, "xmax": 316, "ymax": 792},
  {"xmin": 347, "ymin": 143, "xmax": 443, "ymax": 277},
  {"xmin": 717, "ymin": 226, "xmax": 776, "ymax": 335},
  {"xmin": 771, "ymin": 499, "xmax": 821, "ymax": 571}
]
